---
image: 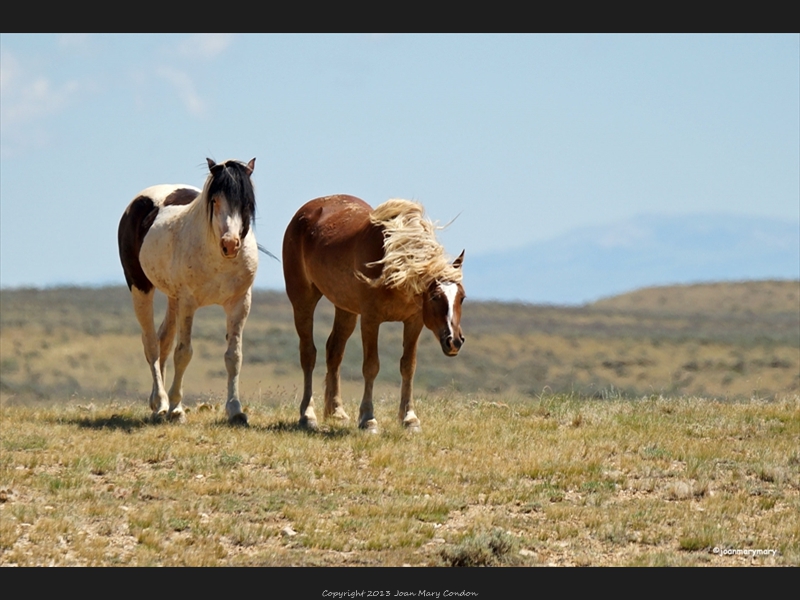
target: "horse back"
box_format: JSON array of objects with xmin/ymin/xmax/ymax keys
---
[
  {"xmin": 283, "ymin": 195, "xmax": 402, "ymax": 316},
  {"xmin": 118, "ymin": 185, "xmax": 200, "ymax": 293}
]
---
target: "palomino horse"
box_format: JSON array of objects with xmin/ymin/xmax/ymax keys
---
[
  {"xmin": 118, "ymin": 158, "xmax": 258, "ymax": 425},
  {"xmin": 283, "ymin": 195, "xmax": 465, "ymax": 432}
]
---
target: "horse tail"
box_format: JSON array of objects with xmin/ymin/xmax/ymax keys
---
[
  {"xmin": 118, "ymin": 196, "xmax": 158, "ymax": 293},
  {"xmin": 258, "ymin": 244, "xmax": 280, "ymax": 262}
]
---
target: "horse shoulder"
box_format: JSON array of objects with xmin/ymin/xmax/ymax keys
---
[{"xmin": 353, "ymin": 221, "xmax": 386, "ymax": 279}]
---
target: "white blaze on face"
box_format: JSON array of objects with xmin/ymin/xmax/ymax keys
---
[
  {"xmin": 225, "ymin": 212, "xmax": 244, "ymax": 238},
  {"xmin": 215, "ymin": 197, "xmax": 242, "ymax": 237},
  {"xmin": 440, "ymin": 281, "xmax": 459, "ymax": 338},
  {"xmin": 214, "ymin": 195, "xmax": 244, "ymax": 257}
]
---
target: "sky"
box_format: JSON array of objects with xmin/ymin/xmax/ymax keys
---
[{"xmin": 1, "ymin": 34, "xmax": 798, "ymax": 300}]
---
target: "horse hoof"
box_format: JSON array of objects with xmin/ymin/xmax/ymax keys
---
[
  {"xmin": 299, "ymin": 417, "xmax": 319, "ymax": 431},
  {"xmin": 229, "ymin": 412, "xmax": 249, "ymax": 427},
  {"xmin": 151, "ymin": 411, "xmax": 167, "ymax": 424},
  {"xmin": 359, "ymin": 419, "xmax": 379, "ymax": 433},
  {"xmin": 402, "ymin": 413, "xmax": 421, "ymax": 432},
  {"xmin": 168, "ymin": 410, "xmax": 187, "ymax": 424},
  {"xmin": 328, "ymin": 407, "xmax": 350, "ymax": 423}
]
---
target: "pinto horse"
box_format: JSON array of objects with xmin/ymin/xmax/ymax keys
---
[
  {"xmin": 283, "ymin": 195, "xmax": 465, "ymax": 433},
  {"xmin": 118, "ymin": 158, "xmax": 257, "ymax": 425}
]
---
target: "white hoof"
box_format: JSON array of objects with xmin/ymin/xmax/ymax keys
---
[
  {"xmin": 300, "ymin": 405, "xmax": 319, "ymax": 430},
  {"xmin": 299, "ymin": 415, "xmax": 319, "ymax": 431},
  {"xmin": 168, "ymin": 408, "xmax": 187, "ymax": 424},
  {"xmin": 402, "ymin": 411, "xmax": 421, "ymax": 432},
  {"xmin": 328, "ymin": 406, "xmax": 351, "ymax": 422},
  {"xmin": 359, "ymin": 418, "xmax": 379, "ymax": 433},
  {"xmin": 150, "ymin": 391, "xmax": 169, "ymax": 414}
]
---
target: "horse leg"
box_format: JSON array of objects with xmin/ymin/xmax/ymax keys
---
[
  {"xmin": 399, "ymin": 317, "xmax": 424, "ymax": 432},
  {"xmin": 357, "ymin": 317, "xmax": 381, "ymax": 433},
  {"xmin": 290, "ymin": 289, "xmax": 322, "ymax": 429},
  {"xmin": 131, "ymin": 287, "xmax": 169, "ymax": 421},
  {"xmin": 324, "ymin": 307, "xmax": 356, "ymax": 422},
  {"xmin": 157, "ymin": 296, "xmax": 178, "ymax": 382},
  {"xmin": 166, "ymin": 299, "xmax": 197, "ymax": 423},
  {"xmin": 222, "ymin": 290, "xmax": 251, "ymax": 426}
]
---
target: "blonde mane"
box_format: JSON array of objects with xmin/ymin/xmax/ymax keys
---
[{"xmin": 363, "ymin": 199, "xmax": 462, "ymax": 294}]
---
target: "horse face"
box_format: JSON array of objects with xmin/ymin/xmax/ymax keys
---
[
  {"xmin": 423, "ymin": 280, "xmax": 466, "ymax": 357},
  {"xmin": 211, "ymin": 194, "xmax": 244, "ymax": 259},
  {"xmin": 206, "ymin": 158, "xmax": 256, "ymax": 260}
]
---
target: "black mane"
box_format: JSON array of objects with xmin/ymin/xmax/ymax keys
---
[{"xmin": 206, "ymin": 160, "xmax": 256, "ymax": 237}]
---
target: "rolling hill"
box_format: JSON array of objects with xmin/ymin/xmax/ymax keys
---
[{"xmin": 1, "ymin": 280, "xmax": 797, "ymax": 405}]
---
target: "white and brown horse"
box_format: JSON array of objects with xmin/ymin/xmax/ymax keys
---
[
  {"xmin": 118, "ymin": 158, "xmax": 257, "ymax": 424},
  {"xmin": 282, "ymin": 195, "xmax": 465, "ymax": 433}
]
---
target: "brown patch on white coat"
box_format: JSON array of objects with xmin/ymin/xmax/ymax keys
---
[{"xmin": 117, "ymin": 158, "xmax": 257, "ymax": 425}]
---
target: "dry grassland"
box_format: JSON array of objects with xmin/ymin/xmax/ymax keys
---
[
  {"xmin": 0, "ymin": 281, "xmax": 798, "ymax": 568},
  {"xmin": 1, "ymin": 394, "xmax": 798, "ymax": 567}
]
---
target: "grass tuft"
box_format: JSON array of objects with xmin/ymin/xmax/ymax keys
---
[{"xmin": 441, "ymin": 529, "xmax": 518, "ymax": 567}]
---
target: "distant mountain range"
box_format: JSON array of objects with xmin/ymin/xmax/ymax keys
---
[{"xmin": 467, "ymin": 214, "xmax": 800, "ymax": 305}]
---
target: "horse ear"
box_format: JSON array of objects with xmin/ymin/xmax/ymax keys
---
[
  {"xmin": 246, "ymin": 158, "xmax": 256, "ymax": 175},
  {"xmin": 453, "ymin": 250, "xmax": 465, "ymax": 269},
  {"xmin": 207, "ymin": 158, "xmax": 224, "ymax": 175}
]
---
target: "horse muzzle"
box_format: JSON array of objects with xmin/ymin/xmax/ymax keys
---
[
  {"xmin": 440, "ymin": 334, "xmax": 465, "ymax": 357},
  {"xmin": 220, "ymin": 236, "xmax": 241, "ymax": 259}
]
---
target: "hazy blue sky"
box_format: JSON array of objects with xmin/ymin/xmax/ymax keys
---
[{"xmin": 1, "ymin": 34, "xmax": 798, "ymax": 295}]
